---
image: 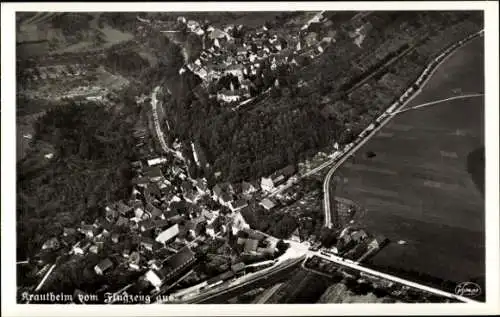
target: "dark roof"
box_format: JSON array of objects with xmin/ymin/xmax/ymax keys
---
[
  {"xmin": 220, "ymin": 192, "xmax": 233, "ymax": 203},
  {"xmin": 146, "ymin": 203, "xmax": 163, "ymax": 218},
  {"xmin": 140, "ymin": 236, "xmax": 156, "ymax": 246},
  {"xmin": 96, "ymin": 258, "xmax": 114, "ymax": 271},
  {"xmin": 195, "ymin": 178, "xmax": 208, "ymax": 191},
  {"xmin": 116, "ymin": 200, "xmax": 132, "ymax": 215},
  {"xmin": 181, "ymin": 180, "xmax": 192, "ymax": 193},
  {"xmin": 280, "ymin": 164, "xmax": 296, "ymax": 178},
  {"xmin": 160, "ymin": 247, "xmax": 196, "ymax": 277},
  {"xmin": 241, "ymin": 181, "xmax": 256, "ymax": 193},
  {"xmin": 80, "ymin": 224, "xmax": 96, "ymax": 233},
  {"xmin": 132, "ymin": 177, "xmax": 149, "ymax": 185},
  {"xmin": 148, "ymin": 182, "xmax": 161, "ymax": 196},
  {"xmin": 213, "ymin": 184, "xmax": 223, "ymax": 197},
  {"xmin": 207, "ymin": 270, "xmax": 234, "ymax": 285},
  {"xmin": 352, "ymin": 230, "xmax": 368, "ymax": 241},
  {"xmin": 155, "ymin": 219, "xmax": 171, "ymax": 229},
  {"xmin": 163, "ymin": 209, "xmax": 180, "ymax": 220},
  {"xmin": 242, "ymin": 228, "xmax": 267, "ymax": 241},
  {"xmin": 63, "ymin": 227, "xmax": 77, "ymax": 236},
  {"xmin": 184, "ymin": 190, "xmax": 199, "ymax": 202},
  {"xmin": 231, "ymin": 199, "xmax": 248, "ymax": 209},
  {"xmin": 115, "ymin": 216, "xmax": 129, "ymax": 227},
  {"xmin": 106, "ymin": 206, "xmax": 119, "ymax": 219},
  {"xmin": 145, "ymin": 166, "xmax": 163, "ymax": 178},
  {"xmin": 130, "ymin": 200, "xmax": 144, "ymax": 209},
  {"xmin": 185, "ymin": 217, "xmax": 206, "ymax": 231},
  {"xmin": 140, "ymin": 219, "xmax": 155, "ymax": 231},
  {"xmin": 207, "ymin": 216, "xmax": 225, "ymax": 231},
  {"xmin": 231, "ymin": 183, "xmax": 242, "ymax": 195}
]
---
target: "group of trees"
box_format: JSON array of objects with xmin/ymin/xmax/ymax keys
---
[
  {"xmin": 240, "ymin": 205, "xmax": 298, "ymax": 239},
  {"xmin": 104, "ymin": 50, "xmax": 151, "ymax": 79},
  {"xmin": 17, "ymin": 102, "xmax": 139, "ymax": 260}
]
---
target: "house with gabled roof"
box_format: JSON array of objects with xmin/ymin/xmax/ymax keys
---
[
  {"xmin": 132, "ymin": 176, "xmax": 149, "ymax": 188},
  {"xmin": 261, "ymin": 164, "xmax": 297, "ymax": 192},
  {"xmin": 146, "ymin": 202, "xmax": 163, "ymax": 219},
  {"xmin": 219, "ymin": 192, "xmax": 233, "ymax": 207},
  {"xmin": 162, "ymin": 208, "xmax": 179, "ymax": 222},
  {"xmin": 351, "ymin": 230, "xmax": 368, "ymax": 242},
  {"xmin": 156, "ymin": 224, "xmax": 180, "ymax": 245},
  {"xmin": 229, "ymin": 199, "xmax": 248, "ymax": 212},
  {"xmin": 79, "ymin": 224, "xmax": 97, "ymax": 239},
  {"xmin": 41, "ymin": 237, "xmax": 60, "ymax": 250},
  {"xmin": 63, "ymin": 227, "xmax": 77, "ymax": 237},
  {"xmin": 259, "ymin": 198, "xmax": 277, "ymax": 211},
  {"xmin": 206, "ymin": 215, "xmax": 226, "ymax": 237},
  {"xmin": 290, "ymin": 227, "xmax": 301, "ymax": 242},
  {"xmin": 116, "ymin": 200, "xmax": 134, "ymax": 217},
  {"xmin": 195, "ymin": 178, "xmax": 209, "ymax": 195},
  {"xmin": 105, "ymin": 205, "xmax": 119, "ymax": 223},
  {"xmin": 184, "ymin": 189, "xmax": 201, "ymax": 204},
  {"xmin": 140, "ymin": 236, "xmax": 160, "ymax": 252},
  {"xmin": 229, "ymin": 211, "xmax": 250, "ymax": 235},
  {"xmin": 94, "ymin": 258, "xmax": 114, "ymax": 275},
  {"xmin": 115, "ymin": 216, "xmax": 129, "ymax": 227},
  {"xmin": 243, "ymin": 239, "xmax": 259, "ymax": 254},
  {"xmin": 180, "ymin": 217, "xmax": 206, "ymax": 239},
  {"xmin": 145, "ymin": 166, "xmax": 164, "ymax": 182}
]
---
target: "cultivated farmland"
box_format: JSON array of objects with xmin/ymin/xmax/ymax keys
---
[{"xmin": 333, "ymin": 36, "xmax": 485, "ymax": 291}]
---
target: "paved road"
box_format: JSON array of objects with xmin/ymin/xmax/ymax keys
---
[
  {"xmin": 394, "ymin": 93, "xmax": 484, "ymax": 115},
  {"xmin": 307, "ymin": 252, "xmax": 479, "ymax": 303},
  {"xmin": 150, "ymin": 86, "xmax": 185, "ymax": 162}
]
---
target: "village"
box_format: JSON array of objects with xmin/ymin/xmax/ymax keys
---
[
  {"xmin": 24, "ymin": 141, "xmax": 300, "ymax": 302},
  {"xmin": 159, "ymin": 13, "xmax": 336, "ymax": 105},
  {"xmin": 23, "ymin": 122, "xmax": 394, "ymax": 304}
]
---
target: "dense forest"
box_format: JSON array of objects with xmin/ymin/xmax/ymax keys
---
[{"xmin": 17, "ymin": 103, "xmax": 139, "ymax": 259}]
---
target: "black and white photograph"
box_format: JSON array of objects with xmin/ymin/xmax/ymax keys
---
[{"xmin": 2, "ymin": 1, "xmax": 499, "ymax": 316}]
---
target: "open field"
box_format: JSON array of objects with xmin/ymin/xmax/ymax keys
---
[
  {"xmin": 333, "ymin": 37, "xmax": 484, "ymax": 288},
  {"xmin": 16, "ymin": 12, "xmax": 135, "ymax": 58}
]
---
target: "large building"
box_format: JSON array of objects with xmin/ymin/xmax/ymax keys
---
[
  {"xmin": 143, "ymin": 247, "xmax": 196, "ymax": 290},
  {"xmin": 155, "ymin": 224, "xmax": 180, "ymax": 245},
  {"xmin": 260, "ymin": 164, "xmax": 297, "ymax": 192}
]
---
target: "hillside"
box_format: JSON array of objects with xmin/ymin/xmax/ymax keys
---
[{"xmin": 154, "ymin": 11, "xmax": 483, "ymax": 183}]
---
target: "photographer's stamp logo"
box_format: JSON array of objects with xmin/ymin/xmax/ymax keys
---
[{"xmin": 455, "ymin": 282, "xmax": 481, "ymax": 298}]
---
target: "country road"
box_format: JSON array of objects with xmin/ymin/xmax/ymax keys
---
[
  {"xmin": 306, "ymin": 252, "xmax": 479, "ymax": 303},
  {"xmin": 150, "ymin": 86, "xmax": 170, "ymax": 153},
  {"xmin": 150, "ymin": 86, "xmax": 185, "ymax": 162}
]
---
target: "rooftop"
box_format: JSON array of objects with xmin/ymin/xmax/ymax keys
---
[{"xmin": 260, "ymin": 198, "xmax": 277, "ymax": 210}]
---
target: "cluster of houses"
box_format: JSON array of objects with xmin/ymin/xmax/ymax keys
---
[
  {"xmin": 173, "ymin": 15, "xmax": 335, "ymax": 105},
  {"xmin": 35, "ymin": 150, "xmax": 303, "ymax": 295},
  {"xmin": 321, "ymin": 226, "xmax": 389, "ymax": 263}
]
